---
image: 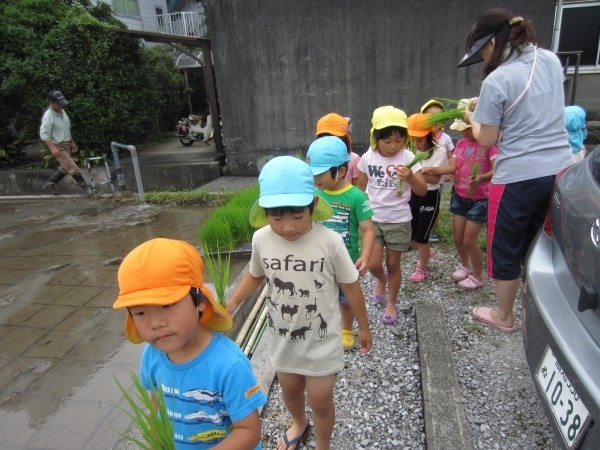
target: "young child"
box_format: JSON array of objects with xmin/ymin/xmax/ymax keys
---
[
  {"xmin": 356, "ymin": 106, "xmax": 427, "ymax": 325},
  {"xmin": 113, "ymin": 238, "xmax": 267, "ymax": 450},
  {"xmin": 422, "ymin": 117, "xmax": 499, "ymax": 289},
  {"xmin": 564, "ymin": 105, "xmax": 587, "ymax": 163},
  {"xmin": 306, "ymin": 136, "xmax": 375, "ymax": 351},
  {"xmin": 226, "ymin": 156, "xmax": 372, "ymax": 450},
  {"xmin": 420, "ymin": 99, "xmax": 455, "ymax": 242},
  {"xmin": 316, "ymin": 113, "xmax": 361, "ymax": 185},
  {"xmin": 406, "ymin": 113, "xmax": 446, "ymax": 283}
]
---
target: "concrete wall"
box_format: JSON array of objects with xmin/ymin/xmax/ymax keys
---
[
  {"xmin": 0, "ymin": 162, "xmax": 220, "ymax": 196},
  {"xmin": 205, "ymin": 0, "xmax": 557, "ymax": 176}
]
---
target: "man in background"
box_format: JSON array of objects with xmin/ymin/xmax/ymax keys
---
[{"xmin": 40, "ymin": 90, "xmax": 91, "ymax": 196}]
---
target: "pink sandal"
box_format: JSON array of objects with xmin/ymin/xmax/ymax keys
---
[
  {"xmin": 458, "ymin": 274, "xmax": 485, "ymax": 290},
  {"xmin": 451, "ymin": 266, "xmax": 471, "ymax": 282},
  {"xmin": 408, "ymin": 267, "xmax": 428, "ymax": 283}
]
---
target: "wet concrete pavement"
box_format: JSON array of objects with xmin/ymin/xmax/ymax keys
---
[{"xmin": 0, "ymin": 197, "xmax": 250, "ymax": 449}]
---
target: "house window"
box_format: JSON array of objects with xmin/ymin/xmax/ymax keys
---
[
  {"xmin": 557, "ymin": 1, "xmax": 600, "ymax": 68},
  {"xmin": 156, "ymin": 7, "xmax": 165, "ymax": 28},
  {"xmin": 112, "ymin": 0, "xmax": 140, "ymax": 17}
]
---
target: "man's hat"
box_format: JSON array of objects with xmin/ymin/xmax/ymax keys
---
[{"xmin": 48, "ymin": 90, "xmax": 69, "ymax": 106}]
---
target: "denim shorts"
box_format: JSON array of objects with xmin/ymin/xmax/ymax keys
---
[
  {"xmin": 449, "ymin": 190, "xmax": 488, "ymax": 223},
  {"xmin": 339, "ymin": 288, "xmax": 348, "ymax": 305}
]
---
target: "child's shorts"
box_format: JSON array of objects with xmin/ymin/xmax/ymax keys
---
[
  {"xmin": 339, "ymin": 288, "xmax": 348, "ymax": 305},
  {"xmin": 450, "ymin": 188, "xmax": 488, "ymax": 223},
  {"xmin": 373, "ymin": 221, "xmax": 411, "ymax": 251}
]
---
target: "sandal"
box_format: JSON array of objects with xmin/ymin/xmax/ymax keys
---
[
  {"xmin": 472, "ymin": 306, "xmax": 515, "ymax": 332},
  {"xmin": 458, "ymin": 274, "xmax": 485, "ymax": 290},
  {"xmin": 371, "ymin": 290, "xmax": 386, "ymax": 304},
  {"xmin": 451, "ymin": 265, "xmax": 471, "ymax": 282},
  {"xmin": 381, "ymin": 305, "xmax": 398, "ymax": 325},
  {"xmin": 429, "ymin": 248, "xmax": 437, "ymax": 258},
  {"xmin": 341, "ymin": 329, "xmax": 355, "ymax": 351},
  {"xmin": 371, "ymin": 273, "xmax": 387, "ymax": 304},
  {"xmin": 408, "ymin": 267, "xmax": 427, "ymax": 283}
]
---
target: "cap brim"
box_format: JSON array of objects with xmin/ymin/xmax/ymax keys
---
[
  {"xmin": 309, "ymin": 166, "xmax": 331, "ymax": 176},
  {"xmin": 249, "ymin": 196, "xmax": 333, "ymax": 228},
  {"xmin": 420, "ymin": 100, "xmax": 444, "ymax": 113},
  {"xmin": 449, "ymin": 121, "xmax": 470, "ymax": 131},
  {"xmin": 409, "ymin": 130, "xmax": 430, "ymax": 138},
  {"xmin": 457, "ymin": 33, "xmax": 494, "ymax": 68},
  {"xmin": 114, "ymin": 284, "xmax": 190, "ymax": 310}
]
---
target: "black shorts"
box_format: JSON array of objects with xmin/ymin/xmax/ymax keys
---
[
  {"xmin": 409, "ymin": 189, "xmax": 440, "ymax": 244},
  {"xmin": 487, "ymin": 176, "xmax": 555, "ymax": 280}
]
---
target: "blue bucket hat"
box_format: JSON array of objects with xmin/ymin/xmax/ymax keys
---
[
  {"xmin": 306, "ymin": 136, "xmax": 350, "ymax": 176},
  {"xmin": 249, "ymin": 156, "xmax": 332, "ymax": 228}
]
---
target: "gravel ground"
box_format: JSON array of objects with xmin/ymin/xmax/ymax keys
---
[
  {"xmin": 259, "ymin": 245, "xmax": 561, "ymax": 450},
  {"xmin": 113, "ymin": 242, "xmax": 561, "ymax": 450}
]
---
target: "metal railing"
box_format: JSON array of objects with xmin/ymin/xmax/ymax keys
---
[
  {"xmin": 557, "ymin": 51, "xmax": 582, "ymax": 105},
  {"xmin": 142, "ymin": 11, "xmax": 207, "ymax": 38}
]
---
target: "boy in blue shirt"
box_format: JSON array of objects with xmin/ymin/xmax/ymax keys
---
[
  {"xmin": 113, "ymin": 238, "xmax": 266, "ymax": 449},
  {"xmin": 306, "ymin": 136, "xmax": 375, "ymax": 350}
]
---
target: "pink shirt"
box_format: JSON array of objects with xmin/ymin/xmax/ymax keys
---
[
  {"xmin": 452, "ymin": 137, "xmax": 499, "ymax": 199},
  {"xmin": 345, "ymin": 152, "xmax": 361, "ymax": 184}
]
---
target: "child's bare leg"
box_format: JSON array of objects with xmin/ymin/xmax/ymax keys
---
[
  {"xmin": 368, "ymin": 243, "xmax": 386, "ymax": 295},
  {"xmin": 453, "ymin": 215, "xmax": 470, "ymax": 268},
  {"xmin": 340, "ymin": 303, "xmax": 354, "ymax": 330},
  {"xmin": 416, "ymin": 242, "xmax": 430, "ymax": 270},
  {"xmin": 306, "ymin": 374, "xmax": 336, "ymax": 450},
  {"xmin": 384, "ymin": 249, "xmax": 402, "ymax": 316},
  {"xmin": 276, "ymin": 372, "xmax": 308, "ymax": 450},
  {"xmin": 464, "ymin": 220, "xmax": 484, "ymax": 282}
]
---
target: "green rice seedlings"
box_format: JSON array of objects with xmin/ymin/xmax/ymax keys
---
[
  {"xmin": 199, "ymin": 217, "xmax": 235, "ymax": 251},
  {"xmin": 397, "ymin": 151, "xmax": 429, "ymax": 196},
  {"xmin": 116, "ymin": 373, "xmax": 175, "ymax": 450},
  {"xmin": 422, "ymin": 108, "xmax": 466, "ymax": 128},
  {"xmin": 203, "ymin": 240, "xmax": 232, "ymax": 306},
  {"xmin": 467, "ymin": 162, "xmax": 480, "ymax": 198}
]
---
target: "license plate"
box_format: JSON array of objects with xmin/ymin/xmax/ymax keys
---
[{"xmin": 535, "ymin": 347, "xmax": 591, "ymax": 449}]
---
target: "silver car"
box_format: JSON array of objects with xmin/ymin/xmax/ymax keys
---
[{"xmin": 523, "ymin": 147, "xmax": 600, "ymax": 449}]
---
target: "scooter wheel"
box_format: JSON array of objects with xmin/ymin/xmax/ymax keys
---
[{"xmin": 179, "ymin": 137, "xmax": 194, "ymax": 147}]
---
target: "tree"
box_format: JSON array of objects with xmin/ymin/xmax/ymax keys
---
[{"xmin": 0, "ymin": 0, "xmax": 186, "ymax": 164}]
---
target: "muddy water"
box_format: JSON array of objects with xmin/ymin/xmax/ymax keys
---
[{"xmin": 0, "ymin": 198, "xmax": 249, "ymax": 449}]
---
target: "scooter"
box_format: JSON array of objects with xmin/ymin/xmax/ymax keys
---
[{"xmin": 175, "ymin": 113, "xmax": 213, "ymax": 146}]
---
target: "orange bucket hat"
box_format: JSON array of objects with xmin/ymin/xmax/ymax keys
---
[
  {"xmin": 316, "ymin": 113, "xmax": 349, "ymax": 137},
  {"xmin": 113, "ymin": 238, "xmax": 232, "ymax": 343},
  {"xmin": 316, "ymin": 113, "xmax": 352, "ymax": 149},
  {"xmin": 407, "ymin": 113, "xmax": 435, "ymax": 138}
]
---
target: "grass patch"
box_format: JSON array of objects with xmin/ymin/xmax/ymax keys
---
[
  {"xmin": 198, "ymin": 183, "xmax": 259, "ymax": 251},
  {"xmin": 143, "ymin": 190, "xmax": 233, "ymax": 206}
]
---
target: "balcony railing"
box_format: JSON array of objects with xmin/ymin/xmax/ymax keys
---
[{"xmin": 142, "ymin": 11, "xmax": 207, "ymax": 38}]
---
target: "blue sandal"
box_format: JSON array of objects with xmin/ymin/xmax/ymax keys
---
[{"xmin": 281, "ymin": 422, "xmax": 310, "ymax": 449}]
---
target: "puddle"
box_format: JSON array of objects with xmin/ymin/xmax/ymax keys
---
[{"xmin": 0, "ymin": 198, "xmax": 249, "ymax": 448}]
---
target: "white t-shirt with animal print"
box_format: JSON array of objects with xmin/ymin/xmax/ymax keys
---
[{"xmin": 249, "ymin": 222, "xmax": 358, "ymax": 376}]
